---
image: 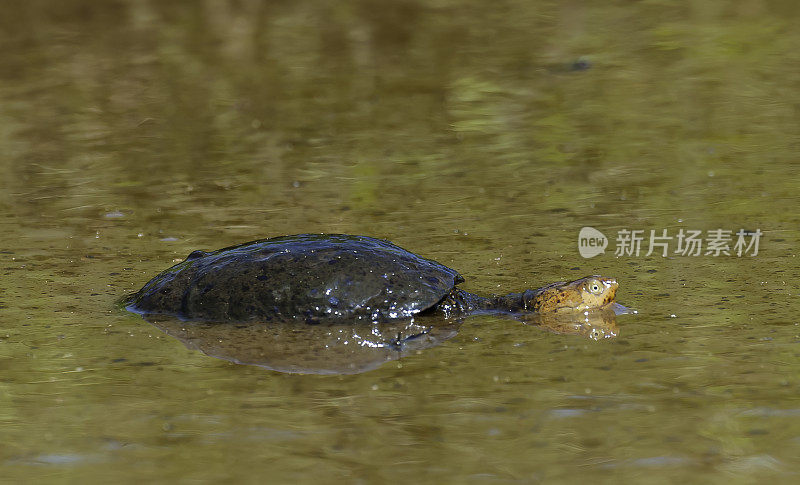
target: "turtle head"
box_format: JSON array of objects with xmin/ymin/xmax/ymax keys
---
[{"xmin": 524, "ymin": 275, "xmax": 618, "ymax": 313}]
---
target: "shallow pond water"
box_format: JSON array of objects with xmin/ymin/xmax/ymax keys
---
[{"xmin": 2, "ymin": 1, "xmax": 800, "ymax": 482}]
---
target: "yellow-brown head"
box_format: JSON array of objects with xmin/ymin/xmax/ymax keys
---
[{"xmin": 524, "ymin": 276, "xmax": 618, "ymax": 313}]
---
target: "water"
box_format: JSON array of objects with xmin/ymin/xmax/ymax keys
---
[{"xmin": 2, "ymin": 1, "xmax": 800, "ymax": 482}]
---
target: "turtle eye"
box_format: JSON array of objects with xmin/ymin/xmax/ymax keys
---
[{"xmin": 589, "ymin": 280, "xmax": 603, "ymax": 295}]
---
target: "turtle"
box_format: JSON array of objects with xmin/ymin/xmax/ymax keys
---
[{"xmin": 125, "ymin": 234, "xmax": 621, "ymax": 324}]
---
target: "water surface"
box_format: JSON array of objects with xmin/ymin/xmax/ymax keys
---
[{"xmin": 2, "ymin": 1, "xmax": 800, "ymax": 482}]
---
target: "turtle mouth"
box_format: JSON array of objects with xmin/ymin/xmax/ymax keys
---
[{"xmin": 599, "ymin": 277, "xmax": 618, "ymax": 304}]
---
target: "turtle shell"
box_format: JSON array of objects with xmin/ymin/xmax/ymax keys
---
[{"xmin": 127, "ymin": 234, "xmax": 464, "ymax": 323}]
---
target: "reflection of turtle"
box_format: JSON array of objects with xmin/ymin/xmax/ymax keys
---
[
  {"xmin": 126, "ymin": 234, "xmax": 621, "ymax": 323},
  {"xmin": 145, "ymin": 316, "xmax": 461, "ymax": 375},
  {"xmin": 145, "ymin": 308, "xmax": 620, "ymax": 375}
]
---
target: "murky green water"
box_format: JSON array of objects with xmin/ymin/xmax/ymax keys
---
[{"xmin": 2, "ymin": 1, "xmax": 800, "ymax": 482}]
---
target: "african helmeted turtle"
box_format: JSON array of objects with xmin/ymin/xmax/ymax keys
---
[{"xmin": 126, "ymin": 234, "xmax": 620, "ymax": 323}]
